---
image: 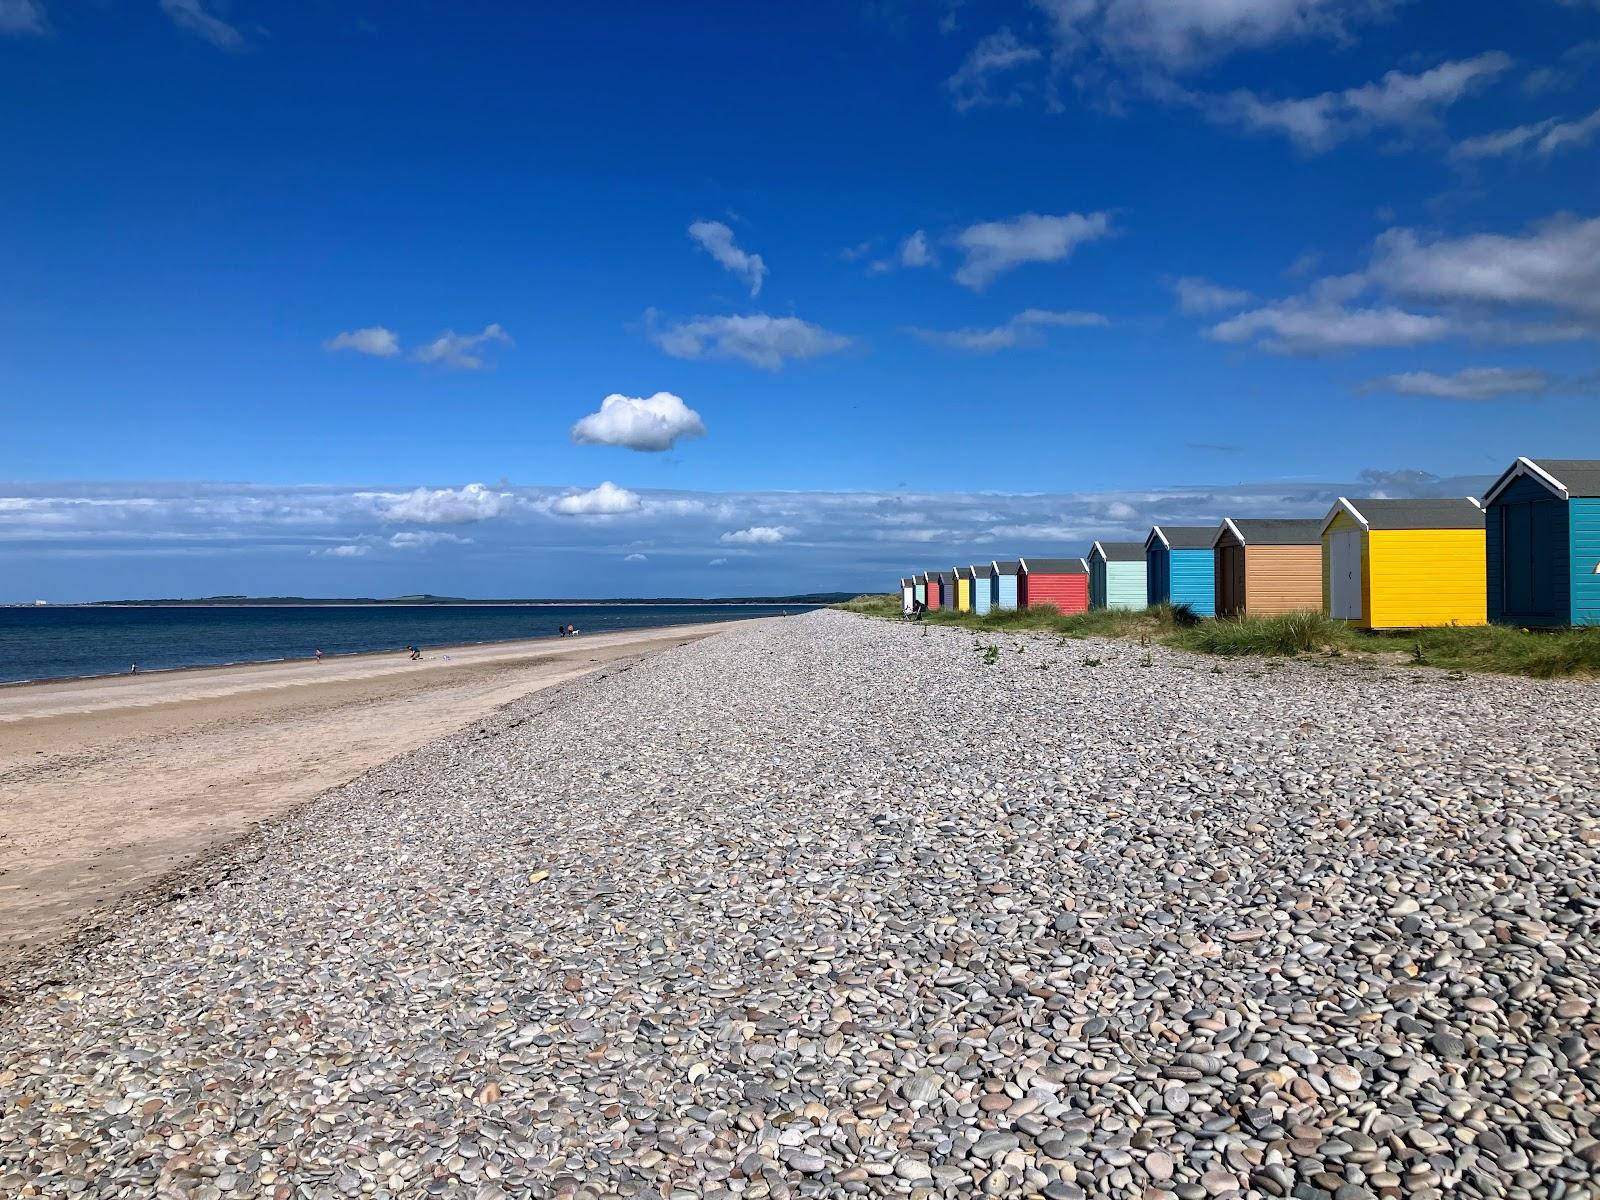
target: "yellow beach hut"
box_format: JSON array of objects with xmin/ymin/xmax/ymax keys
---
[
  {"xmin": 953, "ymin": 565, "xmax": 975, "ymax": 613},
  {"xmin": 1321, "ymin": 497, "xmax": 1486, "ymax": 629}
]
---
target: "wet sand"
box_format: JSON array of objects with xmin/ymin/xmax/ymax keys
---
[{"xmin": 0, "ymin": 622, "xmax": 751, "ymax": 978}]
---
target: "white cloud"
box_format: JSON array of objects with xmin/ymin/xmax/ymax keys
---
[
  {"xmin": 721, "ymin": 525, "xmax": 794, "ymax": 545},
  {"xmin": 899, "ymin": 230, "xmax": 935, "ymax": 268},
  {"xmin": 688, "ymin": 221, "xmax": 767, "ymax": 298},
  {"xmin": 324, "ymin": 326, "xmax": 400, "ymax": 358},
  {"xmin": 571, "ymin": 391, "xmax": 706, "ymax": 452},
  {"xmin": 1170, "ymin": 276, "xmax": 1253, "ymax": 314},
  {"xmin": 1367, "ymin": 215, "xmax": 1600, "ymax": 318},
  {"xmin": 947, "ymin": 28, "xmax": 1042, "ymax": 110},
  {"xmin": 624, "ymin": 552, "xmax": 647, "ymax": 562},
  {"xmin": 708, "ymin": 557, "xmax": 728, "ymax": 566},
  {"xmin": 317, "ymin": 543, "xmax": 370, "ymax": 558},
  {"xmin": 1205, "ymin": 54, "xmax": 1511, "ymax": 152},
  {"xmin": 413, "ymin": 323, "xmax": 512, "ymax": 369},
  {"xmin": 1031, "ymin": 0, "xmax": 1399, "ymax": 70},
  {"xmin": 952, "ymin": 211, "xmax": 1113, "ymax": 289},
  {"xmin": 650, "ymin": 314, "xmax": 853, "ymax": 370},
  {"xmin": 160, "ymin": 0, "xmax": 243, "ymax": 48},
  {"xmin": 389, "ymin": 530, "xmax": 473, "ymax": 550},
  {"xmin": 909, "ymin": 308, "xmax": 1110, "ymax": 353},
  {"xmin": 1454, "ymin": 106, "xmax": 1600, "ymax": 159},
  {"xmin": 1362, "ymin": 367, "xmax": 1551, "ymax": 400},
  {"xmin": 552, "ymin": 481, "xmax": 641, "ymax": 516},
  {"xmin": 0, "ymin": 0, "xmax": 45, "ymax": 34},
  {"xmin": 377, "ymin": 483, "xmax": 512, "ymax": 524},
  {"xmin": 1209, "ymin": 302, "xmax": 1451, "ymax": 353}
]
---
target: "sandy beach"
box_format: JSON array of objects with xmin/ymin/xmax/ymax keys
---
[{"xmin": 0, "ymin": 621, "xmax": 749, "ymax": 980}]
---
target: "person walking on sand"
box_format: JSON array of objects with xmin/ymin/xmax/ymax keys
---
[
  {"xmin": 557, "ymin": 624, "xmax": 567, "ymax": 637},
  {"xmin": 410, "ymin": 645, "xmax": 422, "ymax": 661},
  {"xmin": 315, "ymin": 647, "xmax": 323, "ymax": 663}
]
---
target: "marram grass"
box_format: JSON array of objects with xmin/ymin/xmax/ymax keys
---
[{"xmin": 837, "ymin": 595, "xmax": 1600, "ymax": 679}]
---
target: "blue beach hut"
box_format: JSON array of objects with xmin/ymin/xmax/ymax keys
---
[
  {"xmin": 1088, "ymin": 541, "xmax": 1148, "ymax": 611},
  {"xmin": 971, "ymin": 564, "xmax": 994, "ymax": 615},
  {"xmin": 1145, "ymin": 526, "xmax": 1217, "ymax": 616},
  {"xmin": 1483, "ymin": 457, "xmax": 1600, "ymax": 627},
  {"xmin": 991, "ymin": 561, "xmax": 1021, "ymax": 611}
]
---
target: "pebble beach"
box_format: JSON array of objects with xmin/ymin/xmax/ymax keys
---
[{"xmin": 2, "ymin": 609, "xmax": 1597, "ymax": 1199}]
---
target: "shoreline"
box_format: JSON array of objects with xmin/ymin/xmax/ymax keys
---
[
  {"xmin": 0, "ymin": 612, "xmax": 801, "ymax": 689},
  {"xmin": 0, "ymin": 619, "xmax": 754, "ymax": 979}
]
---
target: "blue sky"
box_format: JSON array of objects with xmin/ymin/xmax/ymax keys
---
[{"xmin": 2, "ymin": 0, "xmax": 1597, "ymax": 600}]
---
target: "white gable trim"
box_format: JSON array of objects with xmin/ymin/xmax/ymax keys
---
[
  {"xmin": 1145, "ymin": 526, "xmax": 1170, "ymax": 550},
  {"xmin": 1483, "ymin": 456, "xmax": 1568, "ymax": 506},
  {"xmin": 1320, "ymin": 497, "xmax": 1367, "ymax": 536},
  {"xmin": 1216, "ymin": 518, "xmax": 1244, "ymax": 548}
]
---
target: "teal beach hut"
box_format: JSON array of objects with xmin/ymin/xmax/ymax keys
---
[
  {"xmin": 1483, "ymin": 457, "xmax": 1600, "ymax": 627},
  {"xmin": 992, "ymin": 560, "xmax": 1021, "ymax": 611},
  {"xmin": 1088, "ymin": 541, "xmax": 1148, "ymax": 610},
  {"xmin": 1145, "ymin": 526, "xmax": 1217, "ymax": 615},
  {"xmin": 913, "ymin": 573, "xmax": 927, "ymax": 608},
  {"xmin": 971, "ymin": 564, "xmax": 994, "ymax": 614}
]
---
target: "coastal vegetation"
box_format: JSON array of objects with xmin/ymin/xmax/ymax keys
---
[{"xmin": 835, "ymin": 594, "xmax": 1600, "ymax": 678}]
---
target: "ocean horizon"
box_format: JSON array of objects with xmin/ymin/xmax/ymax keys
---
[{"xmin": 0, "ymin": 602, "xmax": 818, "ymax": 685}]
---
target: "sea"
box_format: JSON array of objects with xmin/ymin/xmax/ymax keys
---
[{"xmin": 0, "ymin": 603, "xmax": 818, "ymax": 685}]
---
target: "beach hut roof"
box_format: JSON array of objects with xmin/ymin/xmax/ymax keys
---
[
  {"xmin": 955, "ymin": 565, "xmax": 976, "ymax": 580},
  {"xmin": 972, "ymin": 564, "xmax": 994, "ymax": 578},
  {"xmin": 1145, "ymin": 525, "xmax": 1215, "ymax": 550},
  {"xmin": 913, "ymin": 573, "xmax": 927, "ymax": 584},
  {"xmin": 1021, "ymin": 557, "xmax": 1088, "ymax": 574},
  {"xmin": 1321, "ymin": 496, "xmax": 1483, "ymax": 534},
  {"xmin": 1216, "ymin": 518, "xmax": 1323, "ymax": 547},
  {"xmin": 992, "ymin": 559, "xmax": 1022, "ymax": 575},
  {"xmin": 1090, "ymin": 540, "xmax": 1145, "ymax": 562},
  {"xmin": 938, "ymin": 569, "xmax": 957, "ymax": 583},
  {"xmin": 1483, "ymin": 456, "xmax": 1600, "ymax": 504},
  {"xmin": 900, "ymin": 577, "xmax": 912, "ymax": 587}
]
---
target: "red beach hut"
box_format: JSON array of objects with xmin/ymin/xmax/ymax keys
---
[
  {"xmin": 1019, "ymin": 557, "xmax": 1090, "ymax": 614},
  {"xmin": 925, "ymin": 569, "xmax": 944, "ymax": 610}
]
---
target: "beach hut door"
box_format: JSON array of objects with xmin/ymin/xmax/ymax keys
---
[{"xmin": 1330, "ymin": 530, "xmax": 1363, "ymax": 620}]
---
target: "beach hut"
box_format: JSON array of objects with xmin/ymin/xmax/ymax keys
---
[
  {"xmin": 1145, "ymin": 527, "xmax": 1217, "ymax": 616},
  {"xmin": 1213, "ymin": 519, "xmax": 1324, "ymax": 618},
  {"xmin": 1019, "ymin": 558, "xmax": 1089, "ymax": 614},
  {"xmin": 953, "ymin": 566, "xmax": 975, "ymax": 613},
  {"xmin": 925, "ymin": 570, "xmax": 944, "ymax": 611},
  {"xmin": 899, "ymin": 577, "xmax": 915, "ymax": 615},
  {"xmin": 971, "ymin": 564, "xmax": 994, "ymax": 615},
  {"xmin": 1321, "ymin": 498, "xmax": 1486, "ymax": 629},
  {"xmin": 991, "ymin": 560, "xmax": 1022, "ymax": 611},
  {"xmin": 938, "ymin": 570, "xmax": 957, "ymax": 612},
  {"xmin": 1482, "ymin": 457, "xmax": 1600, "ymax": 627},
  {"xmin": 1087, "ymin": 542, "xmax": 1147, "ymax": 611},
  {"xmin": 913, "ymin": 573, "xmax": 927, "ymax": 609}
]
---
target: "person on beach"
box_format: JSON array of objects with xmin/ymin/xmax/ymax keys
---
[
  {"xmin": 130, "ymin": 663, "xmax": 138, "ymax": 674},
  {"xmin": 410, "ymin": 645, "xmax": 422, "ymax": 661},
  {"xmin": 557, "ymin": 624, "xmax": 567, "ymax": 637},
  {"xmin": 315, "ymin": 648, "xmax": 323, "ymax": 663}
]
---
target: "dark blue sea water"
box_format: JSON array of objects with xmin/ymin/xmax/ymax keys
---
[{"xmin": 0, "ymin": 604, "xmax": 817, "ymax": 684}]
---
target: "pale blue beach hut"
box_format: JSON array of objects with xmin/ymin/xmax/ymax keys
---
[
  {"xmin": 972, "ymin": 564, "xmax": 994, "ymax": 614},
  {"xmin": 991, "ymin": 560, "xmax": 1021, "ymax": 611},
  {"xmin": 1088, "ymin": 541, "xmax": 1148, "ymax": 611}
]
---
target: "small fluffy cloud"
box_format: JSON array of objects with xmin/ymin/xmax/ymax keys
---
[
  {"xmin": 324, "ymin": 326, "xmax": 401, "ymax": 358},
  {"xmin": 708, "ymin": 557, "xmax": 728, "ymax": 566},
  {"xmin": 688, "ymin": 221, "xmax": 767, "ymax": 298},
  {"xmin": 721, "ymin": 525, "xmax": 793, "ymax": 545},
  {"xmin": 413, "ymin": 323, "xmax": 513, "ymax": 369},
  {"xmin": 1209, "ymin": 303, "xmax": 1451, "ymax": 353},
  {"xmin": 0, "ymin": 0, "xmax": 45, "ymax": 34},
  {"xmin": 1170, "ymin": 276, "xmax": 1253, "ymax": 314},
  {"xmin": 909, "ymin": 308, "xmax": 1109, "ymax": 353},
  {"xmin": 389, "ymin": 530, "xmax": 473, "ymax": 550},
  {"xmin": 160, "ymin": 0, "xmax": 242, "ymax": 48},
  {"xmin": 571, "ymin": 391, "xmax": 706, "ymax": 452},
  {"xmin": 552, "ymin": 481, "xmax": 641, "ymax": 516},
  {"xmin": 378, "ymin": 483, "xmax": 512, "ymax": 524},
  {"xmin": 317, "ymin": 543, "xmax": 371, "ymax": 558},
  {"xmin": 868, "ymin": 230, "xmax": 937, "ymax": 276},
  {"xmin": 624, "ymin": 552, "xmax": 647, "ymax": 562},
  {"xmin": 952, "ymin": 211, "xmax": 1113, "ymax": 289},
  {"xmin": 1032, "ymin": 0, "xmax": 1401, "ymax": 71},
  {"xmin": 650, "ymin": 314, "xmax": 853, "ymax": 370},
  {"xmin": 1454, "ymin": 107, "xmax": 1600, "ymax": 159},
  {"xmin": 1361, "ymin": 367, "xmax": 1551, "ymax": 401},
  {"xmin": 946, "ymin": 28, "xmax": 1042, "ymax": 110},
  {"xmin": 1204, "ymin": 54, "xmax": 1511, "ymax": 152},
  {"xmin": 1367, "ymin": 215, "xmax": 1600, "ymax": 318}
]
